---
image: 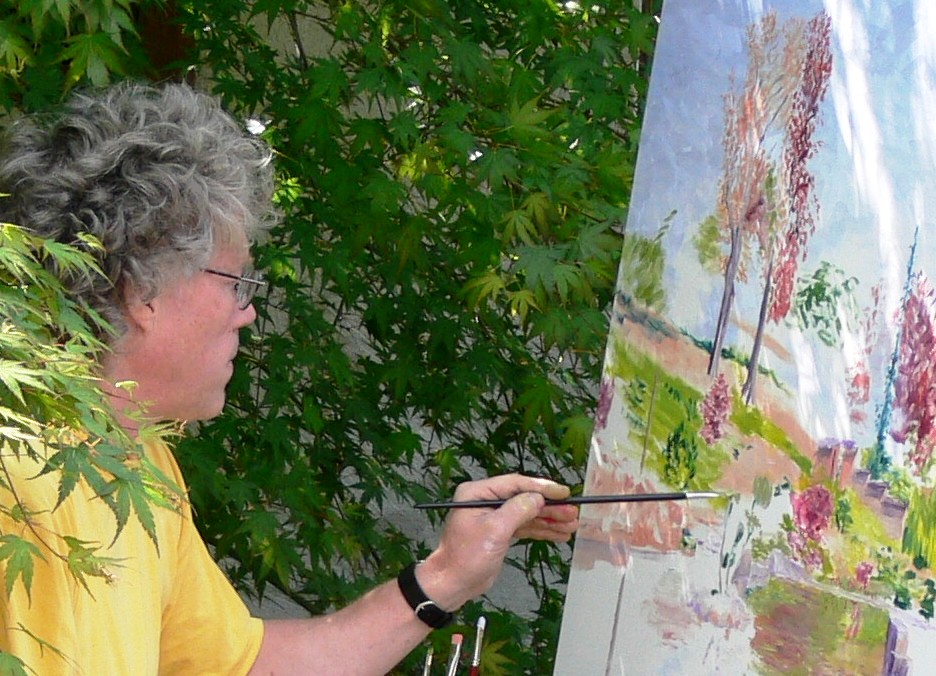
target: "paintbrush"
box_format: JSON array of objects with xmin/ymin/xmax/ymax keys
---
[
  {"xmin": 468, "ymin": 616, "xmax": 486, "ymax": 676},
  {"xmin": 415, "ymin": 491, "xmax": 723, "ymax": 510},
  {"xmin": 445, "ymin": 633, "xmax": 463, "ymax": 676},
  {"xmin": 421, "ymin": 645, "xmax": 433, "ymax": 676}
]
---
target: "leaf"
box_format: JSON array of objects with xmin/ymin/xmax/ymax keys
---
[
  {"xmin": 523, "ymin": 191, "xmax": 553, "ymax": 228},
  {"xmin": 0, "ymin": 361, "xmax": 50, "ymax": 405},
  {"xmin": 506, "ymin": 288, "xmax": 539, "ymax": 323},
  {"xmin": 501, "ymin": 210, "xmax": 537, "ymax": 246},
  {"xmin": 445, "ymin": 39, "xmax": 488, "ymax": 85},
  {"xmin": 515, "ymin": 376, "xmax": 557, "ymax": 431},
  {"xmin": 127, "ymin": 482, "xmax": 158, "ymax": 551},
  {"xmin": 61, "ymin": 536, "xmax": 122, "ymax": 595},
  {"xmin": 0, "ymin": 19, "xmax": 31, "ymax": 72},
  {"xmin": 0, "ymin": 652, "xmax": 29, "ymax": 676},
  {"xmin": 478, "ymin": 638, "xmax": 518, "ymax": 676},
  {"xmin": 0, "ymin": 534, "xmax": 44, "ymax": 601},
  {"xmin": 476, "ymin": 148, "xmax": 520, "ymax": 187},
  {"xmin": 508, "ymin": 97, "xmax": 555, "ymax": 136},
  {"xmin": 60, "ymin": 32, "xmax": 125, "ymax": 87},
  {"xmin": 463, "ymin": 271, "xmax": 505, "ymax": 307}
]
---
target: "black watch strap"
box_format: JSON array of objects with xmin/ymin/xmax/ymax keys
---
[{"xmin": 397, "ymin": 562, "xmax": 454, "ymax": 629}]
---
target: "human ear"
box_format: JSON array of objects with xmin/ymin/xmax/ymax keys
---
[{"xmin": 122, "ymin": 282, "xmax": 157, "ymax": 332}]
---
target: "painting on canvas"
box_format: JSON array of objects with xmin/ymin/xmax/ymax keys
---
[{"xmin": 555, "ymin": 1, "xmax": 936, "ymax": 673}]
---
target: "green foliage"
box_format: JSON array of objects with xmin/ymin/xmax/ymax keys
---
[
  {"xmin": 921, "ymin": 579, "xmax": 936, "ymax": 620},
  {"xmin": 618, "ymin": 210, "xmax": 673, "ymax": 313},
  {"xmin": 730, "ymin": 394, "xmax": 812, "ymax": 474},
  {"xmin": 865, "ymin": 442, "xmax": 892, "ymax": 480},
  {"xmin": 903, "ymin": 487, "xmax": 936, "ymax": 568},
  {"xmin": 661, "ymin": 421, "xmax": 698, "ymax": 490},
  {"xmin": 0, "ymin": 0, "xmax": 153, "ymax": 110},
  {"xmin": 0, "ymin": 222, "xmax": 178, "ymax": 669},
  {"xmin": 793, "ymin": 261, "xmax": 859, "ymax": 347},
  {"xmin": 174, "ymin": 1, "xmax": 658, "ymax": 670},
  {"xmin": 693, "ymin": 213, "xmax": 723, "ymax": 274},
  {"xmin": 833, "ymin": 494, "xmax": 852, "ymax": 534},
  {"xmin": 608, "ymin": 336, "xmax": 731, "ymax": 491}
]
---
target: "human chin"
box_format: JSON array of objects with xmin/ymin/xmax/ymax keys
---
[{"xmin": 188, "ymin": 393, "xmax": 227, "ymax": 422}]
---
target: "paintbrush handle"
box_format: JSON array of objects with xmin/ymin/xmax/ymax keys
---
[{"xmin": 415, "ymin": 491, "xmax": 720, "ymax": 510}]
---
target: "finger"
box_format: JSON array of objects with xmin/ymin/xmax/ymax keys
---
[
  {"xmin": 536, "ymin": 479, "xmax": 571, "ymax": 501},
  {"xmin": 538, "ymin": 504, "xmax": 578, "ymax": 522},
  {"xmin": 452, "ymin": 474, "xmax": 571, "ymax": 502},
  {"xmin": 516, "ymin": 514, "xmax": 579, "ymax": 540},
  {"xmin": 487, "ymin": 491, "xmax": 546, "ymax": 540},
  {"xmin": 516, "ymin": 524, "xmax": 576, "ymax": 542}
]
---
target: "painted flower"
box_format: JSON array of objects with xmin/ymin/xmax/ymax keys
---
[
  {"xmin": 595, "ymin": 376, "xmax": 614, "ymax": 431},
  {"xmin": 700, "ymin": 373, "xmax": 731, "ymax": 444},
  {"xmin": 855, "ymin": 561, "xmax": 874, "ymax": 589},
  {"xmin": 790, "ymin": 484, "xmax": 833, "ymax": 541}
]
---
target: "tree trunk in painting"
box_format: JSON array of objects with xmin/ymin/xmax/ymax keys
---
[
  {"xmin": 708, "ymin": 224, "xmax": 741, "ymax": 377},
  {"xmin": 743, "ymin": 251, "xmax": 774, "ymax": 403}
]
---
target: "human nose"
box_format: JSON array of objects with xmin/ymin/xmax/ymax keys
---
[{"xmin": 235, "ymin": 301, "xmax": 257, "ymax": 327}]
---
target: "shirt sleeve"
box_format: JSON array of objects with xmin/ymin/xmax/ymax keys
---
[{"xmin": 152, "ymin": 443, "xmax": 266, "ymax": 675}]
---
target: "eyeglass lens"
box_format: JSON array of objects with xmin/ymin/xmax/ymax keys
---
[{"xmin": 235, "ymin": 272, "xmax": 264, "ymax": 309}]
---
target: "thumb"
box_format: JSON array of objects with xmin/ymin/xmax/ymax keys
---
[{"xmin": 493, "ymin": 492, "xmax": 546, "ymax": 538}]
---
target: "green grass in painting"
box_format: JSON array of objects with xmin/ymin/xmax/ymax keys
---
[
  {"xmin": 608, "ymin": 336, "xmax": 731, "ymax": 489},
  {"xmin": 747, "ymin": 578, "xmax": 888, "ymax": 675},
  {"xmin": 609, "ymin": 335, "xmax": 812, "ymax": 489},
  {"xmin": 845, "ymin": 488, "xmax": 900, "ymax": 547},
  {"xmin": 730, "ymin": 394, "xmax": 812, "ymax": 474},
  {"xmin": 903, "ymin": 488, "xmax": 936, "ymax": 568}
]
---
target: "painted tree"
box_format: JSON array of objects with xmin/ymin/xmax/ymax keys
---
[
  {"xmin": 742, "ymin": 12, "xmax": 832, "ymax": 403},
  {"xmin": 890, "ymin": 271, "xmax": 936, "ymax": 475},
  {"xmin": 706, "ymin": 12, "xmax": 829, "ymax": 382},
  {"xmin": 791, "ymin": 262, "xmax": 859, "ymax": 347},
  {"xmin": 707, "ymin": 12, "xmax": 789, "ymax": 377},
  {"xmin": 871, "ymin": 227, "xmax": 921, "ymax": 478}
]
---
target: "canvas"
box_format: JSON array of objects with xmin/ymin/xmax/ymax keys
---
[{"xmin": 554, "ymin": 1, "xmax": 936, "ymax": 674}]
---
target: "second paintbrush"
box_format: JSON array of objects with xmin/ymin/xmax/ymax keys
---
[{"xmin": 415, "ymin": 490, "xmax": 722, "ymax": 510}]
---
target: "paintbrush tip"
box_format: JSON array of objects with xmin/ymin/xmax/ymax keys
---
[
  {"xmin": 452, "ymin": 633, "xmax": 463, "ymax": 645},
  {"xmin": 477, "ymin": 616, "xmax": 486, "ymax": 630}
]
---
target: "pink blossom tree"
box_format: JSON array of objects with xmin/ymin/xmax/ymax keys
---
[
  {"xmin": 742, "ymin": 12, "xmax": 832, "ymax": 403},
  {"xmin": 891, "ymin": 272, "xmax": 936, "ymax": 474},
  {"xmin": 707, "ymin": 12, "xmax": 792, "ymax": 378}
]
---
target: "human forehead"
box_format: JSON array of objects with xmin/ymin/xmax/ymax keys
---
[
  {"xmin": 208, "ymin": 227, "xmax": 253, "ymax": 267},
  {"xmin": 206, "ymin": 244, "xmax": 253, "ymax": 271}
]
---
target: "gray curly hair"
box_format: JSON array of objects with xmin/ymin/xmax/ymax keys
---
[{"xmin": 0, "ymin": 81, "xmax": 277, "ymax": 337}]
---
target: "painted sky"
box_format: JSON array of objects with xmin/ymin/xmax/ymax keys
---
[{"xmin": 622, "ymin": 0, "xmax": 936, "ymax": 451}]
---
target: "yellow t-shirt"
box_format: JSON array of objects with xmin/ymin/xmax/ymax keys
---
[{"xmin": 0, "ymin": 439, "xmax": 264, "ymax": 675}]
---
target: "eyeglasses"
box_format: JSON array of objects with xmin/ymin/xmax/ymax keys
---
[{"xmin": 203, "ymin": 268, "xmax": 267, "ymax": 310}]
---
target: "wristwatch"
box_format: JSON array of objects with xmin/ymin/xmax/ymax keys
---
[{"xmin": 397, "ymin": 562, "xmax": 455, "ymax": 629}]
